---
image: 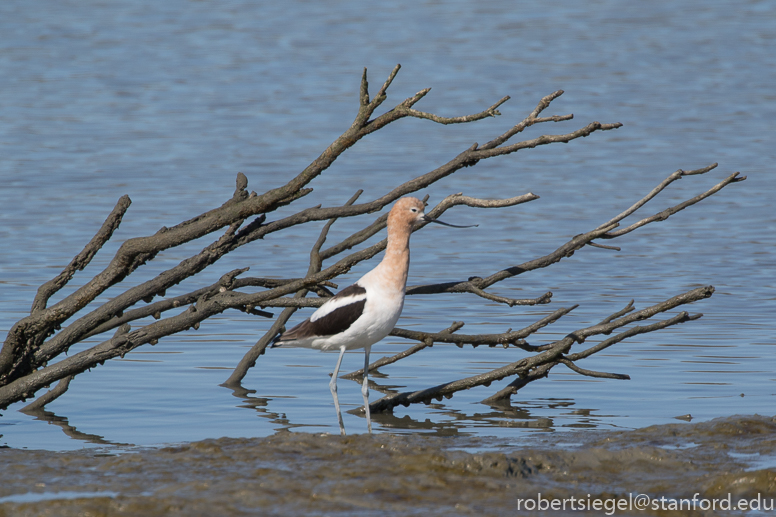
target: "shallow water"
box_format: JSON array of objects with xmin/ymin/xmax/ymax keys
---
[
  {"xmin": 1, "ymin": 415, "xmax": 775, "ymax": 516},
  {"xmin": 0, "ymin": 0, "xmax": 775, "ymax": 451}
]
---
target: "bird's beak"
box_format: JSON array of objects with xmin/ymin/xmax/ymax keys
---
[{"xmin": 422, "ymin": 214, "xmax": 478, "ymax": 228}]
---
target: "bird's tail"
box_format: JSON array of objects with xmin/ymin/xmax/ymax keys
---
[{"xmin": 269, "ymin": 332, "xmax": 286, "ymax": 348}]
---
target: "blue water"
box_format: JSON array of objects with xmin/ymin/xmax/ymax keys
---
[
  {"xmin": 0, "ymin": 0, "xmax": 774, "ymax": 451},
  {"xmin": 0, "ymin": 491, "xmax": 119, "ymax": 504}
]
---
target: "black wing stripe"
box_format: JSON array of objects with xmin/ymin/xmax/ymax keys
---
[
  {"xmin": 271, "ymin": 283, "xmax": 368, "ymax": 345},
  {"xmin": 306, "ymin": 298, "xmax": 366, "ymax": 337},
  {"xmin": 279, "ymin": 298, "xmax": 366, "ymax": 341},
  {"xmin": 330, "ymin": 283, "xmax": 366, "ymax": 300},
  {"xmin": 309, "ymin": 283, "xmax": 366, "ymax": 323}
]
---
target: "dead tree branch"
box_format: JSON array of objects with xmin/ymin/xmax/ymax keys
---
[
  {"xmin": 341, "ymin": 321, "xmax": 465, "ymax": 381},
  {"xmin": 31, "ymin": 196, "xmax": 132, "ymax": 314},
  {"xmin": 370, "ymin": 286, "xmax": 713, "ymax": 413},
  {"xmin": 403, "ymin": 163, "xmax": 743, "ymax": 300},
  {"xmin": 20, "ymin": 375, "xmax": 74, "ymax": 413},
  {"xmin": 601, "ymin": 170, "xmax": 745, "ymax": 238},
  {"xmin": 0, "ymin": 64, "xmax": 742, "ymax": 414},
  {"xmin": 224, "ymin": 190, "xmax": 364, "ymax": 386}
]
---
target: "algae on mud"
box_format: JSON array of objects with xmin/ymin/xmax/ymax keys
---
[{"xmin": 1, "ymin": 414, "xmax": 774, "ymax": 516}]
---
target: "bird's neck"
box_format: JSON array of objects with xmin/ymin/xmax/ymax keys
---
[{"xmin": 375, "ymin": 225, "xmax": 411, "ymax": 291}]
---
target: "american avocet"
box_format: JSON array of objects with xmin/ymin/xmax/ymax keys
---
[{"xmin": 272, "ymin": 197, "xmax": 474, "ymax": 433}]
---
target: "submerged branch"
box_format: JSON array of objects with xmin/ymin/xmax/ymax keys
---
[{"xmin": 20, "ymin": 375, "xmax": 74, "ymax": 413}]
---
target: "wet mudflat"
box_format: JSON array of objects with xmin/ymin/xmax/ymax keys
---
[{"xmin": 1, "ymin": 415, "xmax": 774, "ymax": 517}]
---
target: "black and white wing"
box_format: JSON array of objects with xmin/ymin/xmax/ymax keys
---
[{"xmin": 271, "ymin": 283, "xmax": 367, "ymax": 346}]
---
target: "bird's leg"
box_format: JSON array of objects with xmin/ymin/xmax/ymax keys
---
[
  {"xmin": 362, "ymin": 346, "xmax": 372, "ymax": 433},
  {"xmin": 330, "ymin": 346, "xmax": 347, "ymax": 436}
]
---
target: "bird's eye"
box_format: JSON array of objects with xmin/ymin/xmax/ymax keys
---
[{"xmin": 410, "ymin": 208, "xmax": 418, "ymax": 213}]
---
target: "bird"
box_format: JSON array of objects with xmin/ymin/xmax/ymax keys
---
[{"xmin": 271, "ymin": 196, "xmax": 475, "ymax": 434}]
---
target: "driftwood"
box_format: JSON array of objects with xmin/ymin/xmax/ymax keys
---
[{"xmin": 0, "ymin": 65, "xmax": 744, "ymax": 414}]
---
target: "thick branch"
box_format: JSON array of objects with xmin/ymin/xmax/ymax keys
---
[
  {"xmin": 0, "ymin": 196, "xmax": 131, "ymax": 383},
  {"xmin": 81, "ymin": 269, "xmax": 277, "ymax": 340},
  {"xmin": 368, "ymin": 287, "xmax": 713, "ymax": 413},
  {"xmin": 32, "ymin": 217, "xmax": 271, "ymax": 365}
]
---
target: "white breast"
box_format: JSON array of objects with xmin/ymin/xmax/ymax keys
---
[{"xmin": 311, "ymin": 269, "xmax": 405, "ymax": 351}]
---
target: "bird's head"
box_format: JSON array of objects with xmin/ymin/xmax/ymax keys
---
[{"xmin": 388, "ymin": 197, "xmax": 477, "ymax": 230}]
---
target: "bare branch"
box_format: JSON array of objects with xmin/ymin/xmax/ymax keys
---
[
  {"xmin": 373, "ymin": 65, "xmax": 401, "ymax": 105},
  {"xmin": 20, "ymin": 375, "xmax": 73, "ymax": 412},
  {"xmin": 595, "ymin": 164, "xmax": 718, "ymax": 231},
  {"xmin": 36, "ymin": 189, "xmax": 536, "ymax": 367},
  {"xmin": 359, "ymin": 67, "xmax": 369, "ymax": 106},
  {"xmin": 602, "ymin": 171, "xmax": 745, "ymax": 238},
  {"xmin": 369, "ymin": 353, "xmax": 546, "ymax": 413},
  {"xmin": 476, "ymin": 121, "xmax": 623, "ymax": 159},
  {"xmin": 31, "ymin": 196, "xmax": 132, "ymax": 314},
  {"xmin": 81, "ymin": 269, "xmax": 277, "ymax": 340},
  {"xmin": 426, "ymin": 192, "xmax": 539, "ymax": 214},
  {"xmin": 480, "ymin": 90, "xmax": 569, "ymax": 150},
  {"xmin": 250, "ymin": 192, "xmax": 542, "ymax": 312},
  {"xmin": 397, "ymin": 95, "xmax": 510, "ymax": 125},
  {"xmin": 343, "ymin": 322, "xmax": 465, "ymax": 380},
  {"xmin": 369, "ymin": 287, "xmax": 713, "ymax": 413},
  {"xmin": 232, "ymin": 277, "xmax": 338, "ymax": 290},
  {"xmin": 567, "ymin": 311, "xmax": 703, "ymax": 361},
  {"xmin": 407, "ymin": 223, "xmax": 618, "ymax": 297},
  {"xmin": 406, "ymin": 166, "xmax": 745, "ymax": 301},
  {"xmin": 467, "ymin": 286, "xmax": 552, "ymax": 307},
  {"xmin": 32, "ymin": 215, "xmax": 273, "ymax": 365},
  {"xmin": 0, "ymin": 66, "xmax": 742, "ymax": 414},
  {"xmin": 557, "ymin": 358, "xmax": 630, "ymax": 380},
  {"xmin": 481, "ymin": 363, "xmax": 554, "ymax": 406},
  {"xmin": 320, "ymin": 192, "xmax": 538, "ymax": 264},
  {"xmin": 598, "ymin": 300, "xmax": 635, "ymax": 325},
  {"xmin": 587, "ymin": 242, "xmax": 621, "ymax": 251},
  {"xmin": 390, "ymin": 305, "xmax": 576, "ymax": 350}
]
